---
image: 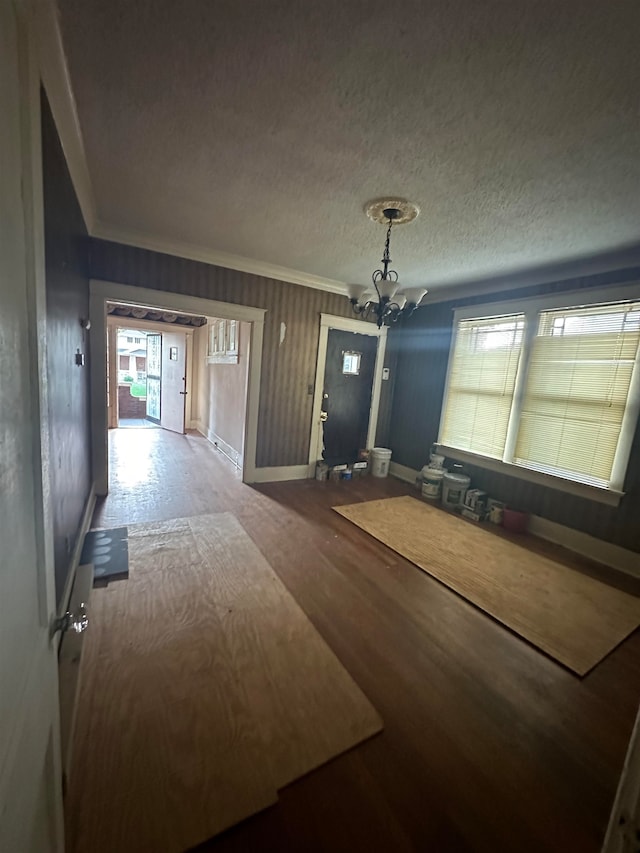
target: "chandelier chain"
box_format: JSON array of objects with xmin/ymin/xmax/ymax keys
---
[{"xmin": 349, "ymin": 200, "xmax": 426, "ymax": 328}]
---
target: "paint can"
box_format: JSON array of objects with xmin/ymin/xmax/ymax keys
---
[
  {"xmin": 487, "ymin": 499, "xmax": 505, "ymax": 524},
  {"xmin": 370, "ymin": 447, "xmax": 392, "ymax": 478},
  {"xmin": 502, "ymin": 508, "xmax": 529, "ymax": 532},
  {"xmin": 315, "ymin": 462, "xmax": 328, "ymax": 481},
  {"xmin": 442, "ymin": 472, "xmax": 471, "ymax": 509},
  {"xmin": 421, "ymin": 468, "xmax": 445, "ymax": 500}
]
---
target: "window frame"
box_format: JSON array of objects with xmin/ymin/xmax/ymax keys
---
[
  {"xmin": 206, "ymin": 318, "xmax": 240, "ymax": 364},
  {"xmin": 437, "ymin": 283, "xmax": 640, "ymax": 507}
]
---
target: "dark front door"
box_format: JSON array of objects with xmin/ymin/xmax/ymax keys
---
[{"xmin": 322, "ymin": 329, "xmax": 378, "ymax": 467}]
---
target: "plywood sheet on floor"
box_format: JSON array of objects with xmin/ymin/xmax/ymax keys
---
[
  {"xmin": 333, "ymin": 496, "xmax": 640, "ymax": 676},
  {"xmin": 66, "ymin": 513, "xmax": 381, "ymax": 853}
]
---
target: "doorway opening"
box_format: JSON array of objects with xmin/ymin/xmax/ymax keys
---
[
  {"xmin": 107, "ymin": 305, "xmax": 198, "ymax": 435},
  {"xmin": 115, "ymin": 326, "xmax": 154, "ymax": 427},
  {"xmin": 92, "ymin": 281, "xmax": 267, "ymax": 490}
]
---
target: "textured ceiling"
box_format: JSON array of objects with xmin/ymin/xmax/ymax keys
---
[{"xmin": 57, "ymin": 0, "xmax": 640, "ymax": 291}]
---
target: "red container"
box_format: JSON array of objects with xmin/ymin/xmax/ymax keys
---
[{"xmin": 502, "ymin": 508, "xmax": 529, "ymax": 533}]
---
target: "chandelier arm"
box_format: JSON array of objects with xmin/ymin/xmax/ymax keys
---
[{"xmin": 371, "ymin": 272, "xmax": 382, "ymax": 301}]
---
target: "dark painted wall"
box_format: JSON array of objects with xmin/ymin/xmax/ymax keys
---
[
  {"xmin": 89, "ymin": 240, "xmax": 358, "ymax": 467},
  {"xmin": 388, "ymin": 270, "xmax": 640, "ymax": 553},
  {"xmin": 42, "ymin": 92, "xmax": 93, "ymax": 602}
]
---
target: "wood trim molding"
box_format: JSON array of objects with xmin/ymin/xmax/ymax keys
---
[
  {"xmin": 528, "ymin": 516, "xmax": 640, "ymax": 579},
  {"xmin": 93, "ymin": 223, "xmax": 349, "ymax": 296},
  {"xmin": 388, "ymin": 461, "xmax": 420, "ymax": 485},
  {"xmin": 90, "ymin": 280, "xmax": 265, "ymax": 489},
  {"xmin": 196, "ymin": 425, "xmax": 242, "ymax": 469},
  {"xmin": 32, "ymin": 0, "xmax": 97, "ymax": 232},
  {"xmin": 308, "ymin": 315, "xmax": 388, "ymax": 466},
  {"xmin": 436, "ymin": 445, "xmax": 623, "ymax": 507},
  {"xmin": 251, "ymin": 465, "xmax": 310, "ymax": 483}
]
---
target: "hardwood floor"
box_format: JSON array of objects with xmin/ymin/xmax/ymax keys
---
[{"xmin": 90, "ymin": 428, "xmax": 640, "ymax": 852}]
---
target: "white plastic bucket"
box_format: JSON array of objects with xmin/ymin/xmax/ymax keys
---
[
  {"xmin": 442, "ymin": 472, "xmax": 471, "ymax": 508},
  {"xmin": 421, "ymin": 468, "xmax": 444, "ymax": 500},
  {"xmin": 371, "ymin": 447, "xmax": 392, "ymax": 478}
]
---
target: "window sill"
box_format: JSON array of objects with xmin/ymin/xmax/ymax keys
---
[{"xmin": 436, "ymin": 445, "xmax": 624, "ymax": 507}]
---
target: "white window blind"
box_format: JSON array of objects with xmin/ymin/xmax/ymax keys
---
[
  {"xmin": 514, "ymin": 302, "xmax": 640, "ymax": 487},
  {"xmin": 440, "ymin": 315, "xmax": 525, "ymax": 458}
]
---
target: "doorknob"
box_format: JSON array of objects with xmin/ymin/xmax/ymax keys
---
[
  {"xmin": 51, "ymin": 604, "xmax": 89, "ymax": 638},
  {"xmin": 179, "ymin": 391, "xmax": 187, "ymax": 395}
]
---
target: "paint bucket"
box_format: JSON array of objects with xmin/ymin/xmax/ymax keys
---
[
  {"xmin": 421, "ymin": 468, "xmax": 445, "ymax": 500},
  {"xmin": 442, "ymin": 472, "xmax": 471, "ymax": 509},
  {"xmin": 370, "ymin": 447, "xmax": 392, "ymax": 478}
]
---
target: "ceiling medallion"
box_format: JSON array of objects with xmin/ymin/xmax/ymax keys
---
[
  {"xmin": 364, "ymin": 198, "xmax": 420, "ymax": 225},
  {"xmin": 348, "ymin": 199, "xmax": 427, "ymax": 328}
]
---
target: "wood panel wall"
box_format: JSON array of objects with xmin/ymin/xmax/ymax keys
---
[
  {"xmin": 89, "ymin": 240, "xmax": 356, "ymax": 467},
  {"xmin": 42, "ymin": 91, "xmax": 93, "ymax": 603},
  {"xmin": 388, "ymin": 271, "xmax": 640, "ymax": 553}
]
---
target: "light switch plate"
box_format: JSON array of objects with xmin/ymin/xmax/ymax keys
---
[{"xmin": 382, "ymin": 367, "xmax": 390, "ymax": 380}]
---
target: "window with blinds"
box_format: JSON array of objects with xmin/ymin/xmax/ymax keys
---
[
  {"xmin": 514, "ymin": 303, "xmax": 640, "ymax": 487},
  {"xmin": 439, "ymin": 297, "xmax": 640, "ymax": 492},
  {"xmin": 440, "ymin": 315, "xmax": 525, "ymax": 458}
]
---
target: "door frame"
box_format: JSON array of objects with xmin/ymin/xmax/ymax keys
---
[
  {"xmin": 90, "ymin": 280, "xmax": 266, "ymax": 489},
  {"xmin": 308, "ymin": 314, "xmax": 388, "ymax": 472}
]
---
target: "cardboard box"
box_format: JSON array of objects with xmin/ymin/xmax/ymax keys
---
[
  {"xmin": 464, "ymin": 489, "xmax": 487, "ymax": 510},
  {"xmin": 461, "ymin": 507, "xmax": 484, "ymax": 522}
]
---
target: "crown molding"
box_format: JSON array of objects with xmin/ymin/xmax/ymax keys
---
[
  {"xmin": 32, "ymin": 0, "xmax": 97, "ymax": 232},
  {"xmin": 93, "ymin": 222, "xmax": 350, "ymax": 296}
]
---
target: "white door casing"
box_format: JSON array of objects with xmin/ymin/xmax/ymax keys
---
[
  {"xmin": 308, "ymin": 314, "xmax": 388, "ymax": 473},
  {"xmin": 0, "ymin": 2, "xmax": 64, "ymax": 850}
]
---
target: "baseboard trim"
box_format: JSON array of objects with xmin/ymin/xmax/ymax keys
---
[
  {"xmin": 197, "ymin": 423, "xmax": 243, "ymax": 469},
  {"xmin": 389, "ymin": 461, "xmax": 420, "ymax": 485},
  {"xmin": 252, "ymin": 465, "xmax": 310, "ymax": 483},
  {"xmin": 528, "ymin": 516, "xmax": 640, "ymax": 579},
  {"xmin": 58, "ymin": 482, "xmax": 96, "ymax": 623},
  {"xmin": 388, "ymin": 462, "xmax": 639, "ymax": 577}
]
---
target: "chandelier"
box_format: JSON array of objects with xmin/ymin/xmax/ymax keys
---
[{"xmin": 348, "ymin": 200, "xmax": 427, "ymax": 329}]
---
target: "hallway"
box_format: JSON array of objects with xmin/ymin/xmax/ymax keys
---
[
  {"xmin": 83, "ymin": 429, "xmax": 640, "ymax": 852},
  {"xmin": 94, "ymin": 429, "xmax": 244, "ymax": 529}
]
